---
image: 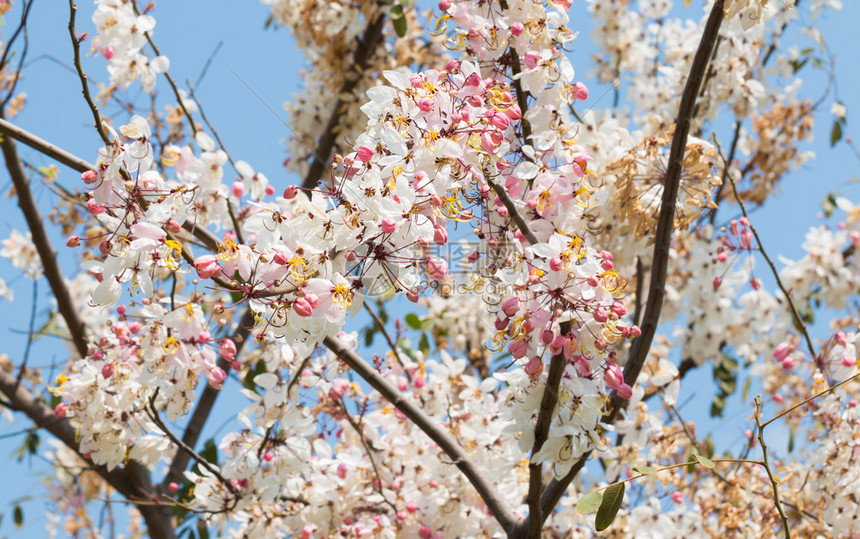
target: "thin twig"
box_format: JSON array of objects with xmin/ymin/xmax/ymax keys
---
[
  {"xmin": 724, "ymin": 174, "xmax": 816, "ymax": 359},
  {"xmin": 68, "ymin": 0, "xmax": 110, "ymax": 145},
  {"xmin": 754, "ymin": 396, "xmax": 792, "ymax": 539}
]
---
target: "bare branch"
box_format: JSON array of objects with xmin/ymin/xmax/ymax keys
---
[{"xmin": 68, "ymin": 0, "xmax": 110, "ymax": 145}]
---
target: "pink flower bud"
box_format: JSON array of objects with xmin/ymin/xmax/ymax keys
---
[
  {"xmin": 501, "ymin": 297, "xmax": 520, "ymax": 317},
  {"xmin": 66, "ymin": 235, "xmax": 81, "ymax": 248},
  {"xmin": 739, "ymin": 216, "xmax": 750, "ymax": 226},
  {"xmin": 571, "ymin": 81, "xmax": 589, "ymax": 100},
  {"xmin": 525, "ymin": 356, "xmax": 543, "ymax": 378},
  {"xmin": 419, "ymin": 526, "xmax": 432, "ymax": 539},
  {"xmin": 417, "ymin": 98, "xmax": 434, "ymax": 112},
  {"xmin": 508, "ymin": 339, "xmax": 528, "ymax": 358},
  {"xmin": 426, "ymin": 256, "xmax": 448, "ymax": 280},
  {"xmin": 835, "ymin": 331, "xmax": 848, "ymax": 346},
  {"xmin": 849, "ymin": 399, "xmax": 858, "ymax": 408},
  {"xmin": 102, "ymin": 363, "xmax": 114, "ymax": 379},
  {"xmin": 781, "ymin": 357, "xmax": 795, "ymax": 369},
  {"xmin": 283, "ymin": 185, "xmax": 298, "ymax": 199},
  {"xmin": 129, "ymin": 321, "xmax": 141, "ymax": 333},
  {"xmin": 510, "ymin": 22, "xmax": 524, "ymax": 36},
  {"xmin": 87, "ymin": 199, "xmax": 105, "ymax": 215},
  {"xmin": 438, "ymin": 0, "xmax": 451, "ymax": 10},
  {"xmin": 101, "ymin": 45, "xmax": 114, "ymax": 60},
  {"xmin": 81, "ymin": 170, "xmax": 98, "ymax": 185},
  {"xmin": 168, "ymin": 482, "xmax": 179, "ymax": 493},
  {"xmin": 414, "ymin": 377, "xmax": 425, "ymax": 389},
  {"xmin": 842, "ymin": 356, "xmax": 855, "ymax": 368},
  {"xmin": 429, "ymin": 480, "xmax": 438, "ymax": 488},
  {"xmin": 293, "ymin": 297, "xmax": 314, "ymax": 317},
  {"xmin": 524, "ymin": 50, "xmax": 541, "ymax": 69},
  {"xmin": 712, "ymin": 276, "xmax": 722, "ymax": 291},
  {"xmin": 740, "ymin": 228, "xmax": 753, "ymax": 249},
  {"xmin": 406, "ymin": 502, "xmax": 418, "ymax": 513},
  {"xmin": 610, "ymin": 302, "xmax": 627, "ymax": 317},
  {"xmin": 337, "ymin": 463, "xmax": 348, "ymax": 478},
  {"xmin": 671, "ymin": 491, "xmax": 683, "ymax": 504},
  {"xmin": 193, "ymin": 255, "xmax": 221, "ymax": 279},
  {"xmin": 381, "ymin": 218, "xmax": 397, "ymax": 234},
  {"xmin": 433, "ymin": 225, "xmax": 448, "ymax": 245},
  {"xmin": 54, "ymin": 402, "xmax": 68, "ymax": 419},
  {"xmin": 220, "ymin": 338, "xmax": 237, "ymax": 360},
  {"xmin": 549, "ymin": 257, "xmax": 562, "ymax": 271},
  {"xmin": 772, "ymin": 342, "xmax": 794, "ymax": 362},
  {"xmin": 166, "ymin": 219, "xmax": 182, "ymax": 234},
  {"xmin": 208, "ymin": 367, "xmax": 227, "ymax": 389},
  {"xmin": 231, "ymin": 181, "xmax": 245, "ymax": 198},
  {"xmin": 407, "ymin": 288, "xmax": 420, "ymax": 303},
  {"xmin": 417, "ymin": 236, "xmax": 430, "ymax": 249},
  {"xmin": 265, "ymin": 184, "xmax": 275, "ymax": 196},
  {"xmin": 356, "ymin": 146, "xmax": 374, "ymax": 162},
  {"xmin": 495, "ymin": 317, "xmax": 509, "ymax": 331}
]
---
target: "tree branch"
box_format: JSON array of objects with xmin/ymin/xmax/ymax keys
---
[
  {"xmin": 0, "ymin": 369, "xmax": 176, "ymax": 539},
  {"xmin": 322, "ymin": 335, "xmax": 518, "ymax": 534},
  {"xmin": 531, "ymin": 1, "xmax": 726, "ymax": 527},
  {"xmin": 0, "ymin": 128, "xmax": 89, "ymax": 358},
  {"xmin": 301, "ymin": 13, "xmax": 387, "ymax": 190}
]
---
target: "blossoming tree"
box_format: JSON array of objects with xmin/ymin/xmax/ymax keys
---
[{"xmin": 0, "ymin": 0, "xmax": 855, "ymax": 536}]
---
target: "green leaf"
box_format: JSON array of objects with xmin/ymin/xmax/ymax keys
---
[
  {"xmin": 686, "ymin": 453, "xmax": 697, "ymax": 473},
  {"xmin": 13, "ymin": 504, "xmax": 22, "ymax": 528},
  {"xmin": 788, "ymin": 424, "xmax": 795, "ymax": 453},
  {"xmin": 26, "ymin": 432, "xmax": 39, "ymax": 455},
  {"xmin": 390, "ymin": 4, "xmax": 407, "ymax": 38},
  {"xmin": 595, "ymin": 482, "xmax": 625, "ymax": 531},
  {"xmin": 576, "ymin": 491, "xmax": 602, "ymax": 513},
  {"xmin": 704, "ymin": 435, "xmax": 715, "ymax": 458},
  {"xmin": 831, "ymin": 120, "xmax": 843, "ymax": 147},
  {"xmin": 791, "ymin": 57, "xmax": 809, "ymax": 73},
  {"xmin": 405, "ymin": 313, "xmax": 422, "ymax": 330},
  {"xmin": 742, "ymin": 377, "xmax": 751, "ymax": 402},
  {"xmin": 418, "ymin": 333, "xmax": 430, "ymax": 356},
  {"xmin": 632, "ymin": 466, "xmax": 656, "ymax": 475},
  {"xmin": 694, "ymin": 453, "xmax": 715, "ymax": 469}
]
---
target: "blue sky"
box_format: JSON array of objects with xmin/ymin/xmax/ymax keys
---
[{"xmin": 0, "ymin": 0, "xmax": 857, "ymax": 535}]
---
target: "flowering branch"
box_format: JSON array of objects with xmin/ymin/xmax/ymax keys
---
[
  {"xmin": 322, "ymin": 335, "xmax": 518, "ymax": 534},
  {"xmin": 161, "ymin": 307, "xmax": 257, "ymax": 491},
  {"xmin": 0, "ymin": 368, "xmax": 176, "ymax": 539}
]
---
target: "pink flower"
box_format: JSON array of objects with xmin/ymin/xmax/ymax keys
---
[{"xmin": 355, "ymin": 146, "xmax": 374, "ymax": 162}]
